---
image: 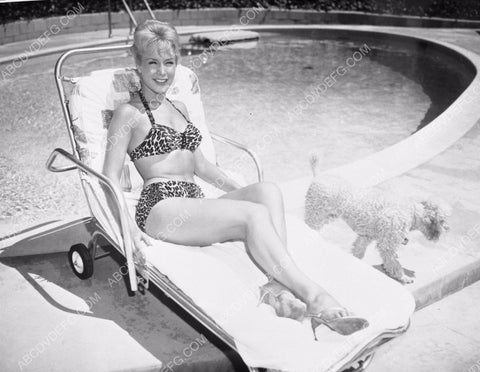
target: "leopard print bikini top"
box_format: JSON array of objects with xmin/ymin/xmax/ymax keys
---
[{"xmin": 129, "ymin": 90, "xmax": 202, "ymax": 162}]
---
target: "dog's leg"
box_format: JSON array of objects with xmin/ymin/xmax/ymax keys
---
[
  {"xmin": 377, "ymin": 240, "xmax": 414, "ymax": 284},
  {"xmin": 351, "ymin": 236, "xmax": 372, "ymax": 259}
]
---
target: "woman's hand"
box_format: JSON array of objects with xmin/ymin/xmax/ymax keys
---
[{"xmin": 130, "ymin": 225, "xmax": 154, "ymax": 267}]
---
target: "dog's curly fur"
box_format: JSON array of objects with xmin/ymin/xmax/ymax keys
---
[{"xmin": 304, "ymin": 155, "xmax": 449, "ymax": 284}]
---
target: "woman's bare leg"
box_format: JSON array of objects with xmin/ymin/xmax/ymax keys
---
[
  {"xmin": 144, "ymin": 196, "xmax": 346, "ymax": 317},
  {"xmin": 219, "ymin": 182, "xmax": 287, "ymax": 244},
  {"xmin": 220, "ymin": 182, "xmax": 304, "ymax": 316},
  {"xmin": 221, "ymin": 182, "xmax": 305, "ymax": 302}
]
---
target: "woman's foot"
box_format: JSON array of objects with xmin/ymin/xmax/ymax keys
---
[
  {"xmin": 309, "ymin": 311, "xmax": 369, "ymax": 338},
  {"xmin": 306, "ymin": 293, "xmax": 350, "ymax": 321},
  {"xmin": 306, "ymin": 293, "xmax": 369, "ymax": 337},
  {"xmin": 259, "ymin": 280, "xmax": 307, "ymax": 321}
]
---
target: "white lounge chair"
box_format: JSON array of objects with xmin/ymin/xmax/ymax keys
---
[{"xmin": 46, "ymin": 44, "xmax": 414, "ymax": 372}]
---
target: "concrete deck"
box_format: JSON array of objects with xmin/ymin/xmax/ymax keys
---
[
  {"xmin": 0, "ymin": 249, "xmax": 245, "ymax": 372},
  {"xmin": 369, "ymin": 279, "xmax": 480, "ymax": 372}
]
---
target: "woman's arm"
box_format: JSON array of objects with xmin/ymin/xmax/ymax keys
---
[
  {"xmin": 103, "ymin": 104, "xmax": 134, "ymax": 184},
  {"xmin": 193, "ymin": 148, "xmax": 242, "ymax": 192},
  {"xmin": 102, "ymin": 104, "xmax": 152, "ymax": 242}
]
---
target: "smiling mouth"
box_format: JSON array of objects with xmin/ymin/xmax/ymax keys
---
[{"xmin": 154, "ymin": 79, "xmax": 168, "ymax": 84}]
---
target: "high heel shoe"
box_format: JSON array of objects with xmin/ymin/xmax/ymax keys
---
[{"xmin": 307, "ymin": 307, "xmax": 369, "ymax": 339}]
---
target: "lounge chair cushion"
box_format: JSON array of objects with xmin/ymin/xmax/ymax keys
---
[{"xmin": 142, "ymin": 213, "xmax": 415, "ymax": 371}]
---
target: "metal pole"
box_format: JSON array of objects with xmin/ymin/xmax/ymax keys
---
[
  {"xmin": 129, "ymin": 0, "xmax": 133, "ymax": 34},
  {"xmin": 107, "ymin": 0, "xmax": 112, "ymax": 38},
  {"xmin": 143, "ymin": 0, "xmax": 156, "ymax": 19},
  {"xmin": 121, "ymin": 0, "xmax": 137, "ymax": 31}
]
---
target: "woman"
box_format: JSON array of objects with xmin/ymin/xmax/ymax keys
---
[{"xmin": 103, "ymin": 20, "xmax": 368, "ymax": 336}]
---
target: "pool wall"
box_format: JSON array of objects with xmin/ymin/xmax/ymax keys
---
[
  {"xmin": 250, "ymin": 25, "xmax": 480, "ymax": 211},
  {"xmin": 2, "ymin": 8, "xmax": 480, "ymax": 45}
]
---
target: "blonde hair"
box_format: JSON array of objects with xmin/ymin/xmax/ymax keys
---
[{"xmin": 131, "ymin": 20, "xmax": 180, "ymax": 65}]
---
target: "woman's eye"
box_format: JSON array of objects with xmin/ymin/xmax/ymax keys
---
[{"xmin": 149, "ymin": 61, "xmax": 157, "ymax": 65}]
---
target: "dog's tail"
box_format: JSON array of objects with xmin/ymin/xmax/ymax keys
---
[{"xmin": 309, "ymin": 152, "xmax": 321, "ymax": 177}]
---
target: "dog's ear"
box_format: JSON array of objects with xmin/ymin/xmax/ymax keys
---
[
  {"xmin": 420, "ymin": 201, "xmax": 434, "ymax": 224},
  {"xmin": 421, "ymin": 200, "xmax": 450, "ymax": 239},
  {"xmin": 420, "ymin": 200, "xmax": 436, "ymax": 212},
  {"xmin": 422, "ymin": 200, "xmax": 450, "ymax": 231}
]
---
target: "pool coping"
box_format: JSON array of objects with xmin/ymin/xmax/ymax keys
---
[{"xmin": 1, "ymin": 25, "xmax": 480, "ymax": 311}]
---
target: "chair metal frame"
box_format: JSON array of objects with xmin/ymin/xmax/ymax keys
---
[
  {"xmin": 121, "ymin": 0, "xmax": 156, "ymax": 28},
  {"xmin": 46, "ymin": 44, "xmax": 409, "ymax": 372}
]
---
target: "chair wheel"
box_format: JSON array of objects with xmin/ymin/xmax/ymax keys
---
[{"xmin": 68, "ymin": 244, "xmax": 94, "ymax": 279}]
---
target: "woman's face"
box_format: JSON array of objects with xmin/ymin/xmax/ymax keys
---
[{"xmin": 138, "ymin": 43, "xmax": 177, "ymax": 98}]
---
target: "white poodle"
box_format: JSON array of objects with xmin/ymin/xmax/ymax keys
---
[{"xmin": 304, "ymin": 155, "xmax": 449, "ymax": 284}]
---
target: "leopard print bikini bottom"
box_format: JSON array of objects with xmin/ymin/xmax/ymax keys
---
[{"xmin": 135, "ymin": 180, "xmax": 205, "ymax": 232}]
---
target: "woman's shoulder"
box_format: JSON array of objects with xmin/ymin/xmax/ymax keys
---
[
  {"xmin": 113, "ymin": 102, "xmax": 142, "ymax": 122},
  {"xmin": 108, "ymin": 102, "xmax": 141, "ymax": 132},
  {"xmin": 115, "ymin": 101, "xmax": 140, "ymax": 116}
]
